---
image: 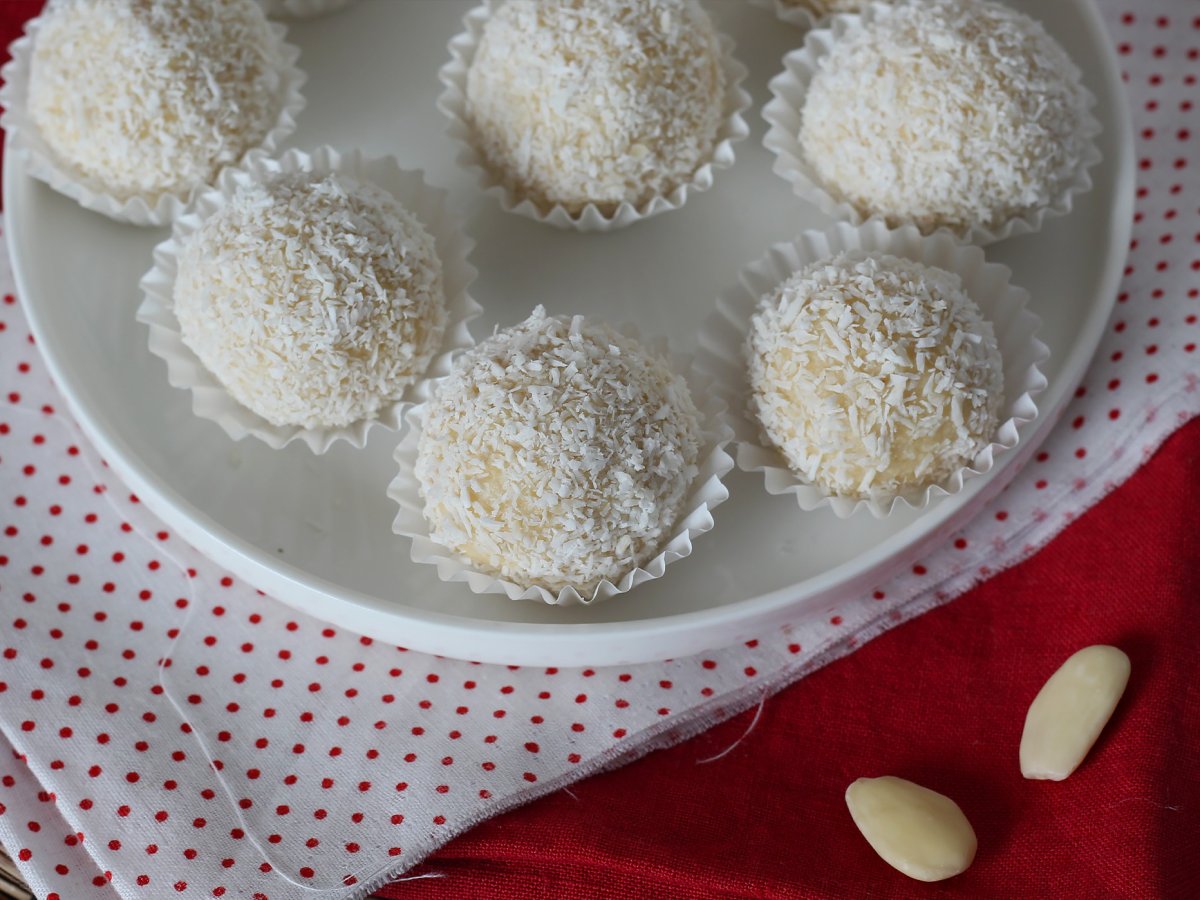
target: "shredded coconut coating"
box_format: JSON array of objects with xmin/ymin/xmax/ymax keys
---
[
  {"xmin": 746, "ymin": 253, "xmax": 1003, "ymax": 500},
  {"xmin": 416, "ymin": 308, "xmax": 703, "ymax": 594},
  {"xmin": 29, "ymin": 0, "xmax": 289, "ymax": 201},
  {"xmin": 799, "ymin": 0, "xmax": 1091, "ymax": 234},
  {"xmin": 175, "ymin": 172, "xmax": 447, "ymax": 430},
  {"xmin": 465, "ymin": 0, "xmax": 726, "ymax": 214}
]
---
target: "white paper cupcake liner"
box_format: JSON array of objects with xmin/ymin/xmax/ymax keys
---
[
  {"xmin": 0, "ymin": 11, "xmax": 306, "ymax": 227},
  {"xmin": 388, "ymin": 335, "xmax": 735, "ymax": 606},
  {"xmin": 136, "ymin": 146, "xmax": 482, "ymax": 454},
  {"xmin": 436, "ymin": 0, "xmax": 752, "ymax": 232},
  {"xmin": 761, "ymin": 1, "xmax": 1103, "ymax": 246},
  {"xmin": 259, "ymin": 0, "xmax": 354, "ymax": 19},
  {"xmin": 694, "ymin": 220, "xmax": 1049, "ymax": 519}
]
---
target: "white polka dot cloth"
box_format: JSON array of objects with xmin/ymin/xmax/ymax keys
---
[{"xmin": 1, "ymin": 5, "xmax": 1198, "ymax": 897}]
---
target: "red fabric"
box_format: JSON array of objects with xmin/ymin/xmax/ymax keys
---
[
  {"xmin": 379, "ymin": 420, "xmax": 1200, "ymax": 898},
  {"xmin": 1, "ymin": 2, "xmax": 1195, "ymax": 897}
]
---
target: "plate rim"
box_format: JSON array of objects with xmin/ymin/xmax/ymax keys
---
[{"xmin": 2, "ymin": 0, "xmax": 1134, "ymax": 666}]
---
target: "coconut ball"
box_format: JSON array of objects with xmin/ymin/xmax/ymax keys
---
[
  {"xmin": 746, "ymin": 252, "xmax": 1004, "ymax": 500},
  {"xmin": 416, "ymin": 308, "xmax": 703, "ymax": 595},
  {"xmin": 465, "ymin": 0, "xmax": 727, "ymax": 214},
  {"xmin": 799, "ymin": 0, "xmax": 1092, "ymax": 234},
  {"xmin": 174, "ymin": 171, "xmax": 447, "ymax": 430},
  {"xmin": 28, "ymin": 0, "xmax": 291, "ymax": 202}
]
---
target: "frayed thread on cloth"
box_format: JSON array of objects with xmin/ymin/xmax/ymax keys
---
[{"xmin": 696, "ymin": 692, "xmax": 768, "ymax": 764}]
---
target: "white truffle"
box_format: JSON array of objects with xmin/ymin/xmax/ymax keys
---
[
  {"xmin": 746, "ymin": 252, "xmax": 1003, "ymax": 499},
  {"xmin": 174, "ymin": 172, "xmax": 447, "ymax": 430},
  {"xmin": 416, "ymin": 308, "xmax": 702, "ymax": 594},
  {"xmin": 465, "ymin": 0, "xmax": 726, "ymax": 213},
  {"xmin": 799, "ymin": 0, "xmax": 1092, "ymax": 234},
  {"xmin": 28, "ymin": 0, "xmax": 290, "ymax": 202}
]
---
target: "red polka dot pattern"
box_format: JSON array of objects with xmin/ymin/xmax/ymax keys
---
[{"xmin": 2, "ymin": 5, "xmax": 1199, "ymax": 896}]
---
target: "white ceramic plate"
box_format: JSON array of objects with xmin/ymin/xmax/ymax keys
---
[{"xmin": 4, "ymin": 0, "xmax": 1133, "ymax": 666}]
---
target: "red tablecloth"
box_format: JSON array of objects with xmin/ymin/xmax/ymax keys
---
[
  {"xmin": 379, "ymin": 417, "xmax": 1200, "ymax": 899},
  {"xmin": 1, "ymin": 2, "xmax": 1196, "ymax": 898}
]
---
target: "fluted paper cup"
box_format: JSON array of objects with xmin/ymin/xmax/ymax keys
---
[
  {"xmin": 137, "ymin": 146, "xmax": 482, "ymax": 453},
  {"xmin": 695, "ymin": 220, "xmax": 1049, "ymax": 518}
]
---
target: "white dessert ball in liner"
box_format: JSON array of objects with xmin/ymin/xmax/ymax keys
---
[
  {"xmin": 694, "ymin": 220, "xmax": 1048, "ymax": 519},
  {"xmin": 137, "ymin": 146, "xmax": 482, "ymax": 453},
  {"xmin": 0, "ymin": 0, "xmax": 306, "ymax": 227},
  {"xmin": 438, "ymin": 0, "xmax": 751, "ymax": 232},
  {"xmin": 762, "ymin": 0, "xmax": 1102, "ymax": 245},
  {"xmin": 259, "ymin": 0, "xmax": 354, "ymax": 18},
  {"xmin": 389, "ymin": 308, "xmax": 734, "ymax": 606}
]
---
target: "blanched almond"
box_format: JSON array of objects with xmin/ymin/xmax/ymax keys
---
[
  {"xmin": 1020, "ymin": 644, "xmax": 1130, "ymax": 781},
  {"xmin": 845, "ymin": 776, "xmax": 977, "ymax": 882}
]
